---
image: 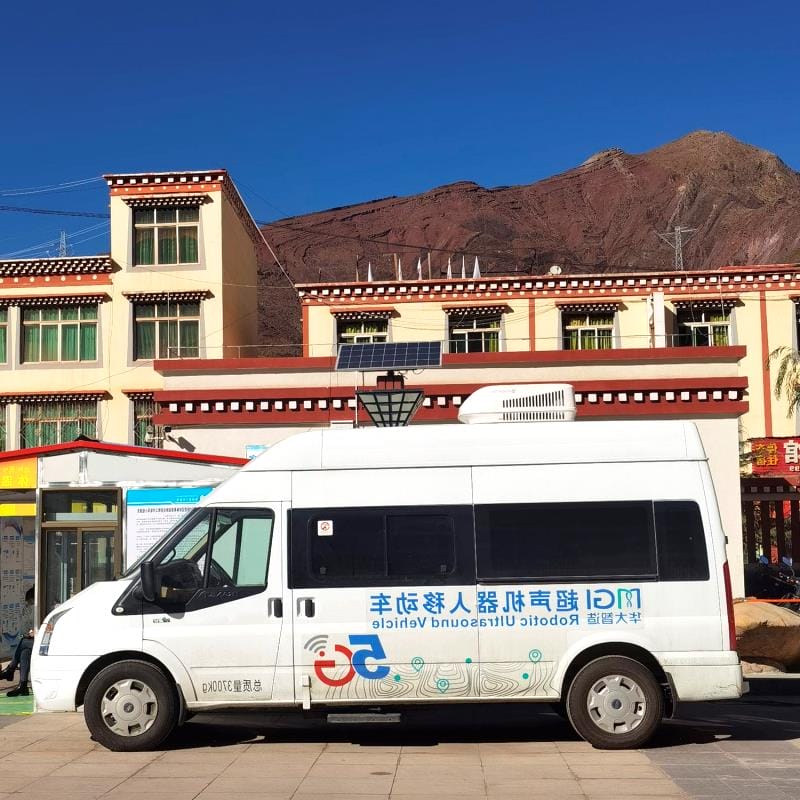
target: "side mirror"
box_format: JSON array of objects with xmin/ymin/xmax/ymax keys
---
[{"xmin": 140, "ymin": 561, "xmax": 157, "ymax": 603}]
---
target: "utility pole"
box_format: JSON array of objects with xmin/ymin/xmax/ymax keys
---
[
  {"xmin": 57, "ymin": 230, "xmax": 69, "ymax": 257},
  {"xmin": 657, "ymin": 225, "xmax": 696, "ymax": 270}
]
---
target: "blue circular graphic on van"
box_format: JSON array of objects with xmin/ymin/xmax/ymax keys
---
[
  {"xmin": 436, "ymin": 678, "xmax": 450, "ymax": 693},
  {"xmin": 528, "ymin": 649, "xmax": 543, "ymax": 663},
  {"xmin": 522, "ymin": 672, "xmax": 530, "ymax": 680},
  {"xmin": 393, "ymin": 674, "xmax": 402, "ymax": 682},
  {"xmin": 411, "ymin": 656, "xmax": 425, "ymax": 672}
]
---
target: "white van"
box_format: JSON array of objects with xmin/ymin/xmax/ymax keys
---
[{"xmin": 32, "ymin": 385, "xmax": 742, "ymax": 751}]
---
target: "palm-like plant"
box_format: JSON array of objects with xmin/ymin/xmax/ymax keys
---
[{"xmin": 769, "ymin": 346, "xmax": 800, "ymax": 417}]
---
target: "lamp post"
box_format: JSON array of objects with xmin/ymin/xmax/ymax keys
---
[{"xmin": 356, "ymin": 372, "xmax": 423, "ymax": 427}]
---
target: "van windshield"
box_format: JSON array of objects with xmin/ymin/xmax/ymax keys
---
[{"xmin": 121, "ymin": 508, "xmax": 206, "ymax": 578}]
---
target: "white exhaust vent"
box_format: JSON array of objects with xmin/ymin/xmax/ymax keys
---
[{"xmin": 458, "ymin": 384, "xmax": 576, "ymax": 424}]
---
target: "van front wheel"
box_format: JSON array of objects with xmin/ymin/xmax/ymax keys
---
[
  {"xmin": 84, "ymin": 660, "xmax": 178, "ymax": 751},
  {"xmin": 566, "ymin": 656, "xmax": 663, "ymax": 749}
]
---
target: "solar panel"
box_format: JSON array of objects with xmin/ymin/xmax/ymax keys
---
[{"xmin": 336, "ymin": 341, "xmax": 442, "ymax": 371}]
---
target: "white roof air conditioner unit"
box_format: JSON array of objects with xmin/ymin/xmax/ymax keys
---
[{"xmin": 458, "ymin": 383, "xmax": 576, "ymax": 424}]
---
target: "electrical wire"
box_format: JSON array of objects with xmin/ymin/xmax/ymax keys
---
[{"xmin": 0, "ymin": 177, "xmax": 102, "ymax": 198}]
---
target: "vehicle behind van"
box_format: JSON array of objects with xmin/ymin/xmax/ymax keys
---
[{"xmin": 32, "ymin": 385, "xmax": 743, "ymax": 751}]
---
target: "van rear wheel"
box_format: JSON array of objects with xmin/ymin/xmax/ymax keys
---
[
  {"xmin": 84, "ymin": 660, "xmax": 178, "ymax": 751},
  {"xmin": 566, "ymin": 656, "xmax": 663, "ymax": 749}
]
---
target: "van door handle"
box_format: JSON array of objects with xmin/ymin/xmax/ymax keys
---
[
  {"xmin": 268, "ymin": 597, "xmax": 283, "ymax": 618},
  {"xmin": 296, "ymin": 597, "xmax": 315, "ymax": 618}
]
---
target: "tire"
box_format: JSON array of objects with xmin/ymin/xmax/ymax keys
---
[
  {"xmin": 83, "ymin": 660, "xmax": 178, "ymax": 751},
  {"xmin": 566, "ymin": 656, "xmax": 663, "ymax": 749}
]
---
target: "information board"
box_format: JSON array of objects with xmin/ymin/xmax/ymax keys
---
[{"xmin": 125, "ymin": 487, "xmax": 213, "ymax": 568}]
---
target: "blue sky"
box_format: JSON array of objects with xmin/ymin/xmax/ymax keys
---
[{"xmin": 2, "ymin": 0, "xmax": 799, "ymax": 258}]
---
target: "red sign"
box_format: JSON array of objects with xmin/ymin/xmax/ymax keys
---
[{"xmin": 751, "ymin": 437, "xmax": 800, "ymax": 475}]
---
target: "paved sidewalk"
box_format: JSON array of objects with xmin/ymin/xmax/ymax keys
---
[
  {"xmin": 0, "ymin": 698, "xmax": 799, "ymax": 799},
  {"xmin": 0, "ymin": 710, "xmax": 685, "ymax": 800}
]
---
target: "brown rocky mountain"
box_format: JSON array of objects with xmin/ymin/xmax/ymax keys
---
[{"xmin": 258, "ymin": 131, "xmax": 800, "ymax": 351}]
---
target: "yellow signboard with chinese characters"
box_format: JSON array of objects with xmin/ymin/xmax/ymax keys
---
[
  {"xmin": 0, "ymin": 459, "xmax": 37, "ymax": 489},
  {"xmin": 0, "ymin": 504, "xmax": 35, "ymax": 516}
]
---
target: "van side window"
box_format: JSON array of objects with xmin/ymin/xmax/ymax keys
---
[
  {"xmin": 654, "ymin": 501, "xmax": 709, "ymax": 581},
  {"xmin": 475, "ymin": 501, "xmax": 657, "ymax": 582},
  {"xmin": 290, "ymin": 506, "xmax": 474, "ymax": 588},
  {"xmin": 208, "ymin": 510, "xmax": 274, "ymax": 587},
  {"xmin": 387, "ymin": 515, "xmax": 456, "ymax": 577}
]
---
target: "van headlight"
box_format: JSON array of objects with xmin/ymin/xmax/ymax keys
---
[{"xmin": 38, "ymin": 609, "xmax": 70, "ymax": 656}]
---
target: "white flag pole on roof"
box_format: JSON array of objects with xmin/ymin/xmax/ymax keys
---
[
  {"xmin": 416, "ymin": 257, "xmax": 423, "ymax": 280},
  {"xmin": 472, "ymin": 256, "xmax": 481, "ymax": 279},
  {"xmin": 461, "ymin": 255, "xmax": 466, "ymax": 279},
  {"xmin": 367, "ymin": 261, "xmax": 373, "ymax": 282},
  {"xmin": 446, "ymin": 257, "xmax": 453, "ymax": 279},
  {"xmin": 397, "ymin": 257, "xmax": 403, "ymax": 281}
]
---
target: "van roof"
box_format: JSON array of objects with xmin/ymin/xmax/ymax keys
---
[{"xmin": 240, "ymin": 420, "xmax": 706, "ymax": 472}]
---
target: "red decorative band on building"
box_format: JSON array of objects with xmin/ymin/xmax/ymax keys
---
[
  {"xmin": 0, "ymin": 390, "xmax": 109, "ymax": 404},
  {"xmin": 329, "ymin": 306, "xmax": 396, "ymax": 319},
  {"xmin": 122, "ymin": 194, "xmax": 212, "ymax": 208},
  {"xmin": 123, "ymin": 290, "xmax": 212, "ymax": 303},
  {"xmin": 671, "ymin": 297, "xmax": 739, "ymax": 310},
  {"xmin": 554, "ymin": 301, "xmax": 622, "ymax": 313},
  {"xmin": 0, "ymin": 256, "xmax": 112, "ymax": 277},
  {"xmin": 297, "ymin": 264, "xmax": 800, "ymax": 303},
  {"xmin": 442, "ymin": 303, "xmax": 511, "ymax": 316},
  {"xmin": 106, "ymin": 171, "xmax": 226, "ymax": 187},
  {"xmin": 0, "ymin": 293, "xmax": 110, "ymax": 307},
  {"xmin": 153, "ymin": 378, "xmax": 748, "ymax": 426}
]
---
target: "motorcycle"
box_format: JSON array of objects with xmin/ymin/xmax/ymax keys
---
[{"xmin": 744, "ymin": 556, "xmax": 800, "ymax": 612}]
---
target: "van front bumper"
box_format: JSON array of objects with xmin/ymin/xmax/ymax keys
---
[{"xmin": 31, "ymin": 654, "xmax": 96, "ymax": 712}]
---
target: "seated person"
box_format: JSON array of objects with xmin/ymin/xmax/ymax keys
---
[{"xmin": 0, "ymin": 587, "xmax": 35, "ymax": 697}]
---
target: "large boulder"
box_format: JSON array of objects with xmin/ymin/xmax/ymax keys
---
[{"xmin": 735, "ymin": 600, "xmax": 800, "ymax": 670}]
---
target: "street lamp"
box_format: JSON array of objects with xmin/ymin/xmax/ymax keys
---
[{"xmin": 357, "ymin": 372, "xmax": 423, "ymax": 427}]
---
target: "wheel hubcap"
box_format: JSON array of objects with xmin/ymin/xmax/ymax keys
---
[
  {"xmin": 586, "ymin": 673, "xmax": 646, "ymax": 734},
  {"xmin": 100, "ymin": 679, "xmax": 158, "ymax": 737}
]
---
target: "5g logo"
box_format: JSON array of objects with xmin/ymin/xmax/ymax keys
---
[{"xmin": 305, "ymin": 634, "xmax": 390, "ymax": 687}]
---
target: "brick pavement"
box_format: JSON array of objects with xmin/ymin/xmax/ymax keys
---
[{"xmin": 0, "ymin": 697, "xmax": 797, "ymax": 799}]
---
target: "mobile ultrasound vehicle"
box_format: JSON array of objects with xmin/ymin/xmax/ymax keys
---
[{"xmin": 32, "ymin": 384, "xmax": 743, "ymax": 751}]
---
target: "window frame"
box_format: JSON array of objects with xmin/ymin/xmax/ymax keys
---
[
  {"xmin": 562, "ymin": 312, "xmax": 615, "ymax": 351},
  {"xmin": 124, "ymin": 507, "xmax": 276, "ymax": 613},
  {"xmin": 448, "ymin": 313, "xmax": 502, "ymax": 354},
  {"xmin": 476, "ymin": 500, "xmax": 658, "ymax": 583},
  {"xmin": 20, "ymin": 400, "xmax": 98, "ymax": 448},
  {"xmin": 336, "ymin": 317, "xmax": 389, "ymax": 345},
  {"xmin": 290, "ymin": 505, "xmax": 475, "ymax": 589},
  {"xmin": 133, "ymin": 205, "xmax": 200, "ymax": 266},
  {"xmin": 132, "ymin": 398, "xmax": 163, "ymax": 447},
  {"xmin": 20, "ymin": 304, "xmax": 98, "ymax": 364},
  {"xmin": 133, "ymin": 300, "xmax": 201, "ymax": 360},
  {"xmin": 676, "ymin": 308, "xmax": 731, "ymax": 347}
]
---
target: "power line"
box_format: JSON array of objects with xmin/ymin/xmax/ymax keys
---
[{"xmin": 0, "ymin": 204, "xmax": 109, "ymax": 219}]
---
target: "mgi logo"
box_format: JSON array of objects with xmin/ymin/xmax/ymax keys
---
[{"xmin": 585, "ymin": 588, "xmax": 642, "ymax": 611}]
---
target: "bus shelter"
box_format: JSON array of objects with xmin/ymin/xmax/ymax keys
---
[{"xmin": 0, "ymin": 440, "xmax": 245, "ymax": 656}]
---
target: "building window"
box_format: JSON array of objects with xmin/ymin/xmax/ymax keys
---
[
  {"xmin": 676, "ymin": 308, "xmax": 730, "ymax": 346},
  {"xmin": 562, "ymin": 313, "xmax": 614, "ymax": 350},
  {"xmin": 336, "ymin": 318, "xmax": 388, "ymax": 345},
  {"xmin": 133, "ymin": 301, "xmax": 200, "ymax": 359},
  {"xmin": 133, "ymin": 206, "xmax": 199, "ymax": 266},
  {"xmin": 133, "ymin": 398, "xmax": 163, "ymax": 447},
  {"xmin": 21, "ymin": 304, "xmax": 98, "ymax": 363},
  {"xmin": 0, "ymin": 307, "xmax": 6, "ymax": 364},
  {"xmin": 448, "ymin": 313, "xmax": 501, "ymax": 353},
  {"xmin": 21, "ymin": 400, "xmax": 97, "ymax": 447}
]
